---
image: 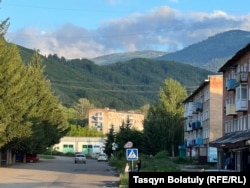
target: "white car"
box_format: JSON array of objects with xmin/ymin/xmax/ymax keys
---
[
  {"xmin": 97, "ymin": 153, "xmax": 108, "ymax": 162},
  {"xmin": 74, "ymin": 154, "xmax": 86, "ymax": 164}
]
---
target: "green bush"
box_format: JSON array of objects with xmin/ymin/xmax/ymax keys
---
[
  {"xmin": 119, "ymin": 173, "xmax": 129, "ymax": 186},
  {"xmin": 154, "ymin": 150, "xmax": 169, "ymax": 159},
  {"xmin": 172, "ymin": 156, "xmax": 193, "ymax": 164}
]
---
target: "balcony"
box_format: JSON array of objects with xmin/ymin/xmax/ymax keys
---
[
  {"xmin": 184, "ymin": 140, "xmax": 191, "ymax": 147},
  {"xmin": 236, "ymin": 72, "xmax": 248, "ymax": 85},
  {"xmin": 186, "ymin": 122, "xmax": 192, "ymax": 131},
  {"xmin": 195, "ymin": 102, "xmax": 203, "ymax": 112},
  {"xmin": 196, "ymin": 137, "xmax": 203, "ymax": 145},
  {"xmin": 226, "ymin": 79, "xmax": 236, "ymax": 91},
  {"xmin": 225, "ymin": 104, "xmax": 236, "ymax": 116},
  {"xmin": 192, "ymin": 121, "xmax": 202, "ymax": 130},
  {"xmin": 184, "ymin": 102, "xmax": 193, "ymax": 118},
  {"xmin": 235, "ymin": 99, "xmax": 248, "ymax": 111},
  {"xmin": 192, "ymin": 102, "xmax": 202, "ymax": 114}
]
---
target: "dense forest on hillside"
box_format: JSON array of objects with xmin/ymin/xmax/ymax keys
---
[{"xmin": 18, "ymin": 45, "xmax": 215, "ymax": 110}]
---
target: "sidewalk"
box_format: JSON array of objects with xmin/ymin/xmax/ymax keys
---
[{"xmin": 179, "ymin": 165, "xmax": 203, "ymax": 172}]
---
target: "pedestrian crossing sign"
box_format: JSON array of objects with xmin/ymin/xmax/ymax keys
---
[{"xmin": 126, "ymin": 148, "xmax": 138, "ymax": 161}]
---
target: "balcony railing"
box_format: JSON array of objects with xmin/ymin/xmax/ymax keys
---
[
  {"xmin": 191, "ymin": 121, "xmax": 202, "ymax": 130},
  {"xmin": 225, "ymin": 104, "xmax": 236, "ymax": 115},
  {"xmin": 236, "ymin": 72, "xmax": 248, "ymax": 85},
  {"xmin": 226, "ymin": 79, "xmax": 236, "ymax": 91},
  {"xmin": 235, "ymin": 99, "xmax": 248, "ymax": 111}
]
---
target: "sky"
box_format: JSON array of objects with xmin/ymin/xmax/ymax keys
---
[{"xmin": 1, "ymin": 0, "xmax": 250, "ymax": 59}]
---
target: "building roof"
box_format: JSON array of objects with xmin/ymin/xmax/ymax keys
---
[
  {"xmin": 182, "ymin": 75, "xmax": 222, "ymax": 103},
  {"xmin": 218, "ymin": 42, "xmax": 250, "ymax": 72},
  {"xmin": 209, "ymin": 129, "xmax": 250, "ymax": 148}
]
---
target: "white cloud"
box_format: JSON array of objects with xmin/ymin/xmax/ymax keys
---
[{"xmin": 5, "ymin": 6, "xmax": 250, "ymax": 59}]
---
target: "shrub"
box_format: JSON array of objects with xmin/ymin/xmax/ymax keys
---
[
  {"xmin": 154, "ymin": 150, "xmax": 169, "ymax": 159},
  {"xmin": 119, "ymin": 173, "xmax": 129, "ymax": 186}
]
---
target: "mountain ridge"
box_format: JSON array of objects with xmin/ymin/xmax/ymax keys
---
[
  {"xmin": 90, "ymin": 29, "xmax": 250, "ymax": 72},
  {"xmin": 15, "ymin": 29, "xmax": 249, "ymax": 110}
]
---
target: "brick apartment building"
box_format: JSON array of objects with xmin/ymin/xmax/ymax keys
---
[
  {"xmin": 210, "ymin": 43, "xmax": 250, "ymax": 172},
  {"xmin": 183, "ymin": 75, "xmax": 223, "ymax": 164},
  {"xmin": 88, "ymin": 108, "xmax": 144, "ymax": 134}
]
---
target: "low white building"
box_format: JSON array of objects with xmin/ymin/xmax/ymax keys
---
[{"xmin": 53, "ymin": 137, "xmax": 106, "ymax": 155}]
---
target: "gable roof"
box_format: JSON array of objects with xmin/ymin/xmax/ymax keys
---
[{"xmin": 218, "ymin": 43, "xmax": 250, "ymax": 72}]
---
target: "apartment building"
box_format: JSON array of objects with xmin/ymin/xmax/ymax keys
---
[
  {"xmin": 88, "ymin": 108, "xmax": 144, "ymax": 134},
  {"xmin": 210, "ymin": 43, "xmax": 250, "ymax": 172},
  {"xmin": 183, "ymin": 75, "xmax": 223, "ymax": 164}
]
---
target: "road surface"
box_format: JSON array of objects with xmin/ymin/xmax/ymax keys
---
[{"xmin": 0, "ymin": 156, "xmax": 120, "ymax": 188}]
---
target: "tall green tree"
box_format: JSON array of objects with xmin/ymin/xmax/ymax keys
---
[
  {"xmin": 0, "ymin": 17, "xmax": 9, "ymax": 36},
  {"xmin": 142, "ymin": 78, "xmax": 187, "ymax": 156},
  {"xmin": 5, "ymin": 51, "xmax": 69, "ymax": 153},
  {"xmin": 0, "ymin": 37, "xmax": 33, "ymax": 148},
  {"xmin": 73, "ymin": 98, "xmax": 95, "ymax": 126},
  {"xmin": 104, "ymin": 124, "xmax": 116, "ymax": 157},
  {"xmin": 23, "ymin": 51, "xmax": 69, "ymax": 153}
]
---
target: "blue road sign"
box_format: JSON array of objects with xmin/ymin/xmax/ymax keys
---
[{"xmin": 126, "ymin": 148, "xmax": 138, "ymax": 161}]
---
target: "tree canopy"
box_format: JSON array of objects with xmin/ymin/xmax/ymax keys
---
[
  {"xmin": 0, "ymin": 34, "xmax": 69, "ymax": 153},
  {"xmin": 142, "ymin": 78, "xmax": 187, "ymax": 156}
]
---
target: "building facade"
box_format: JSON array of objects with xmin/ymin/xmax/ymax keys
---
[
  {"xmin": 53, "ymin": 136, "xmax": 106, "ymax": 155},
  {"xmin": 210, "ymin": 43, "xmax": 250, "ymax": 172},
  {"xmin": 88, "ymin": 108, "xmax": 144, "ymax": 134},
  {"xmin": 183, "ymin": 75, "xmax": 223, "ymax": 164}
]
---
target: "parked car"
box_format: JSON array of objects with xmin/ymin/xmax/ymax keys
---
[
  {"xmin": 97, "ymin": 153, "xmax": 108, "ymax": 162},
  {"xmin": 74, "ymin": 154, "xmax": 86, "ymax": 164},
  {"xmin": 26, "ymin": 154, "xmax": 39, "ymax": 163}
]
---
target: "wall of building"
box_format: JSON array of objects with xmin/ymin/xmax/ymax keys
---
[
  {"xmin": 209, "ymin": 75, "xmax": 223, "ymax": 142},
  {"xmin": 53, "ymin": 137, "xmax": 106, "ymax": 154},
  {"xmin": 89, "ymin": 108, "xmax": 144, "ymax": 134}
]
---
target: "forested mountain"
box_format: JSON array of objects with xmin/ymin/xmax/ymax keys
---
[
  {"xmin": 156, "ymin": 30, "xmax": 250, "ymax": 72},
  {"xmin": 90, "ymin": 30, "xmax": 250, "ymax": 72},
  {"xmin": 18, "ymin": 30, "xmax": 249, "ymax": 110},
  {"xmin": 91, "ymin": 50, "xmax": 167, "ymax": 65},
  {"xmin": 17, "ymin": 47, "xmax": 215, "ymax": 110}
]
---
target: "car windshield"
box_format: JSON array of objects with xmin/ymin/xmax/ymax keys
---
[{"xmin": 76, "ymin": 154, "xmax": 85, "ymax": 157}]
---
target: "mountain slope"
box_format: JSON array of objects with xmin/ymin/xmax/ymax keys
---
[
  {"xmin": 91, "ymin": 50, "xmax": 167, "ymax": 65},
  {"xmin": 156, "ymin": 30, "xmax": 250, "ymax": 72},
  {"xmin": 90, "ymin": 30, "xmax": 250, "ymax": 72},
  {"xmin": 17, "ymin": 46, "xmax": 214, "ymax": 110}
]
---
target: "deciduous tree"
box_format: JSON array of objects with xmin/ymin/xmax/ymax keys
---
[{"xmin": 142, "ymin": 78, "xmax": 187, "ymax": 156}]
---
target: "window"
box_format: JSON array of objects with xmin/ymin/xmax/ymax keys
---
[
  {"xmin": 203, "ymin": 128, "xmax": 209, "ymax": 139},
  {"xmin": 224, "ymin": 122, "xmax": 228, "ymax": 133},
  {"xmin": 236, "ymin": 84, "xmax": 247, "ymax": 101},
  {"xmin": 243, "ymin": 115, "xmax": 247, "ymax": 130},
  {"xmin": 248, "ymin": 115, "xmax": 250, "ymax": 130},
  {"xmin": 233, "ymin": 119, "xmax": 237, "ymax": 132}
]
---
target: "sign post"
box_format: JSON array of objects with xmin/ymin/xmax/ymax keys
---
[{"xmin": 126, "ymin": 148, "xmax": 138, "ymax": 171}]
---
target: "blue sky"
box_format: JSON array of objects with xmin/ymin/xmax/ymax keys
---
[{"xmin": 1, "ymin": 0, "xmax": 250, "ymax": 59}]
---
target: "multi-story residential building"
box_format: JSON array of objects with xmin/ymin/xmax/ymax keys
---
[
  {"xmin": 183, "ymin": 75, "xmax": 223, "ymax": 164},
  {"xmin": 88, "ymin": 108, "xmax": 144, "ymax": 134},
  {"xmin": 210, "ymin": 43, "xmax": 250, "ymax": 172}
]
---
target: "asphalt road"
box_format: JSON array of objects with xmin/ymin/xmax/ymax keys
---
[{"xmin": 0, "ymin": 156, "xmax": 120, "ymax": 188}]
